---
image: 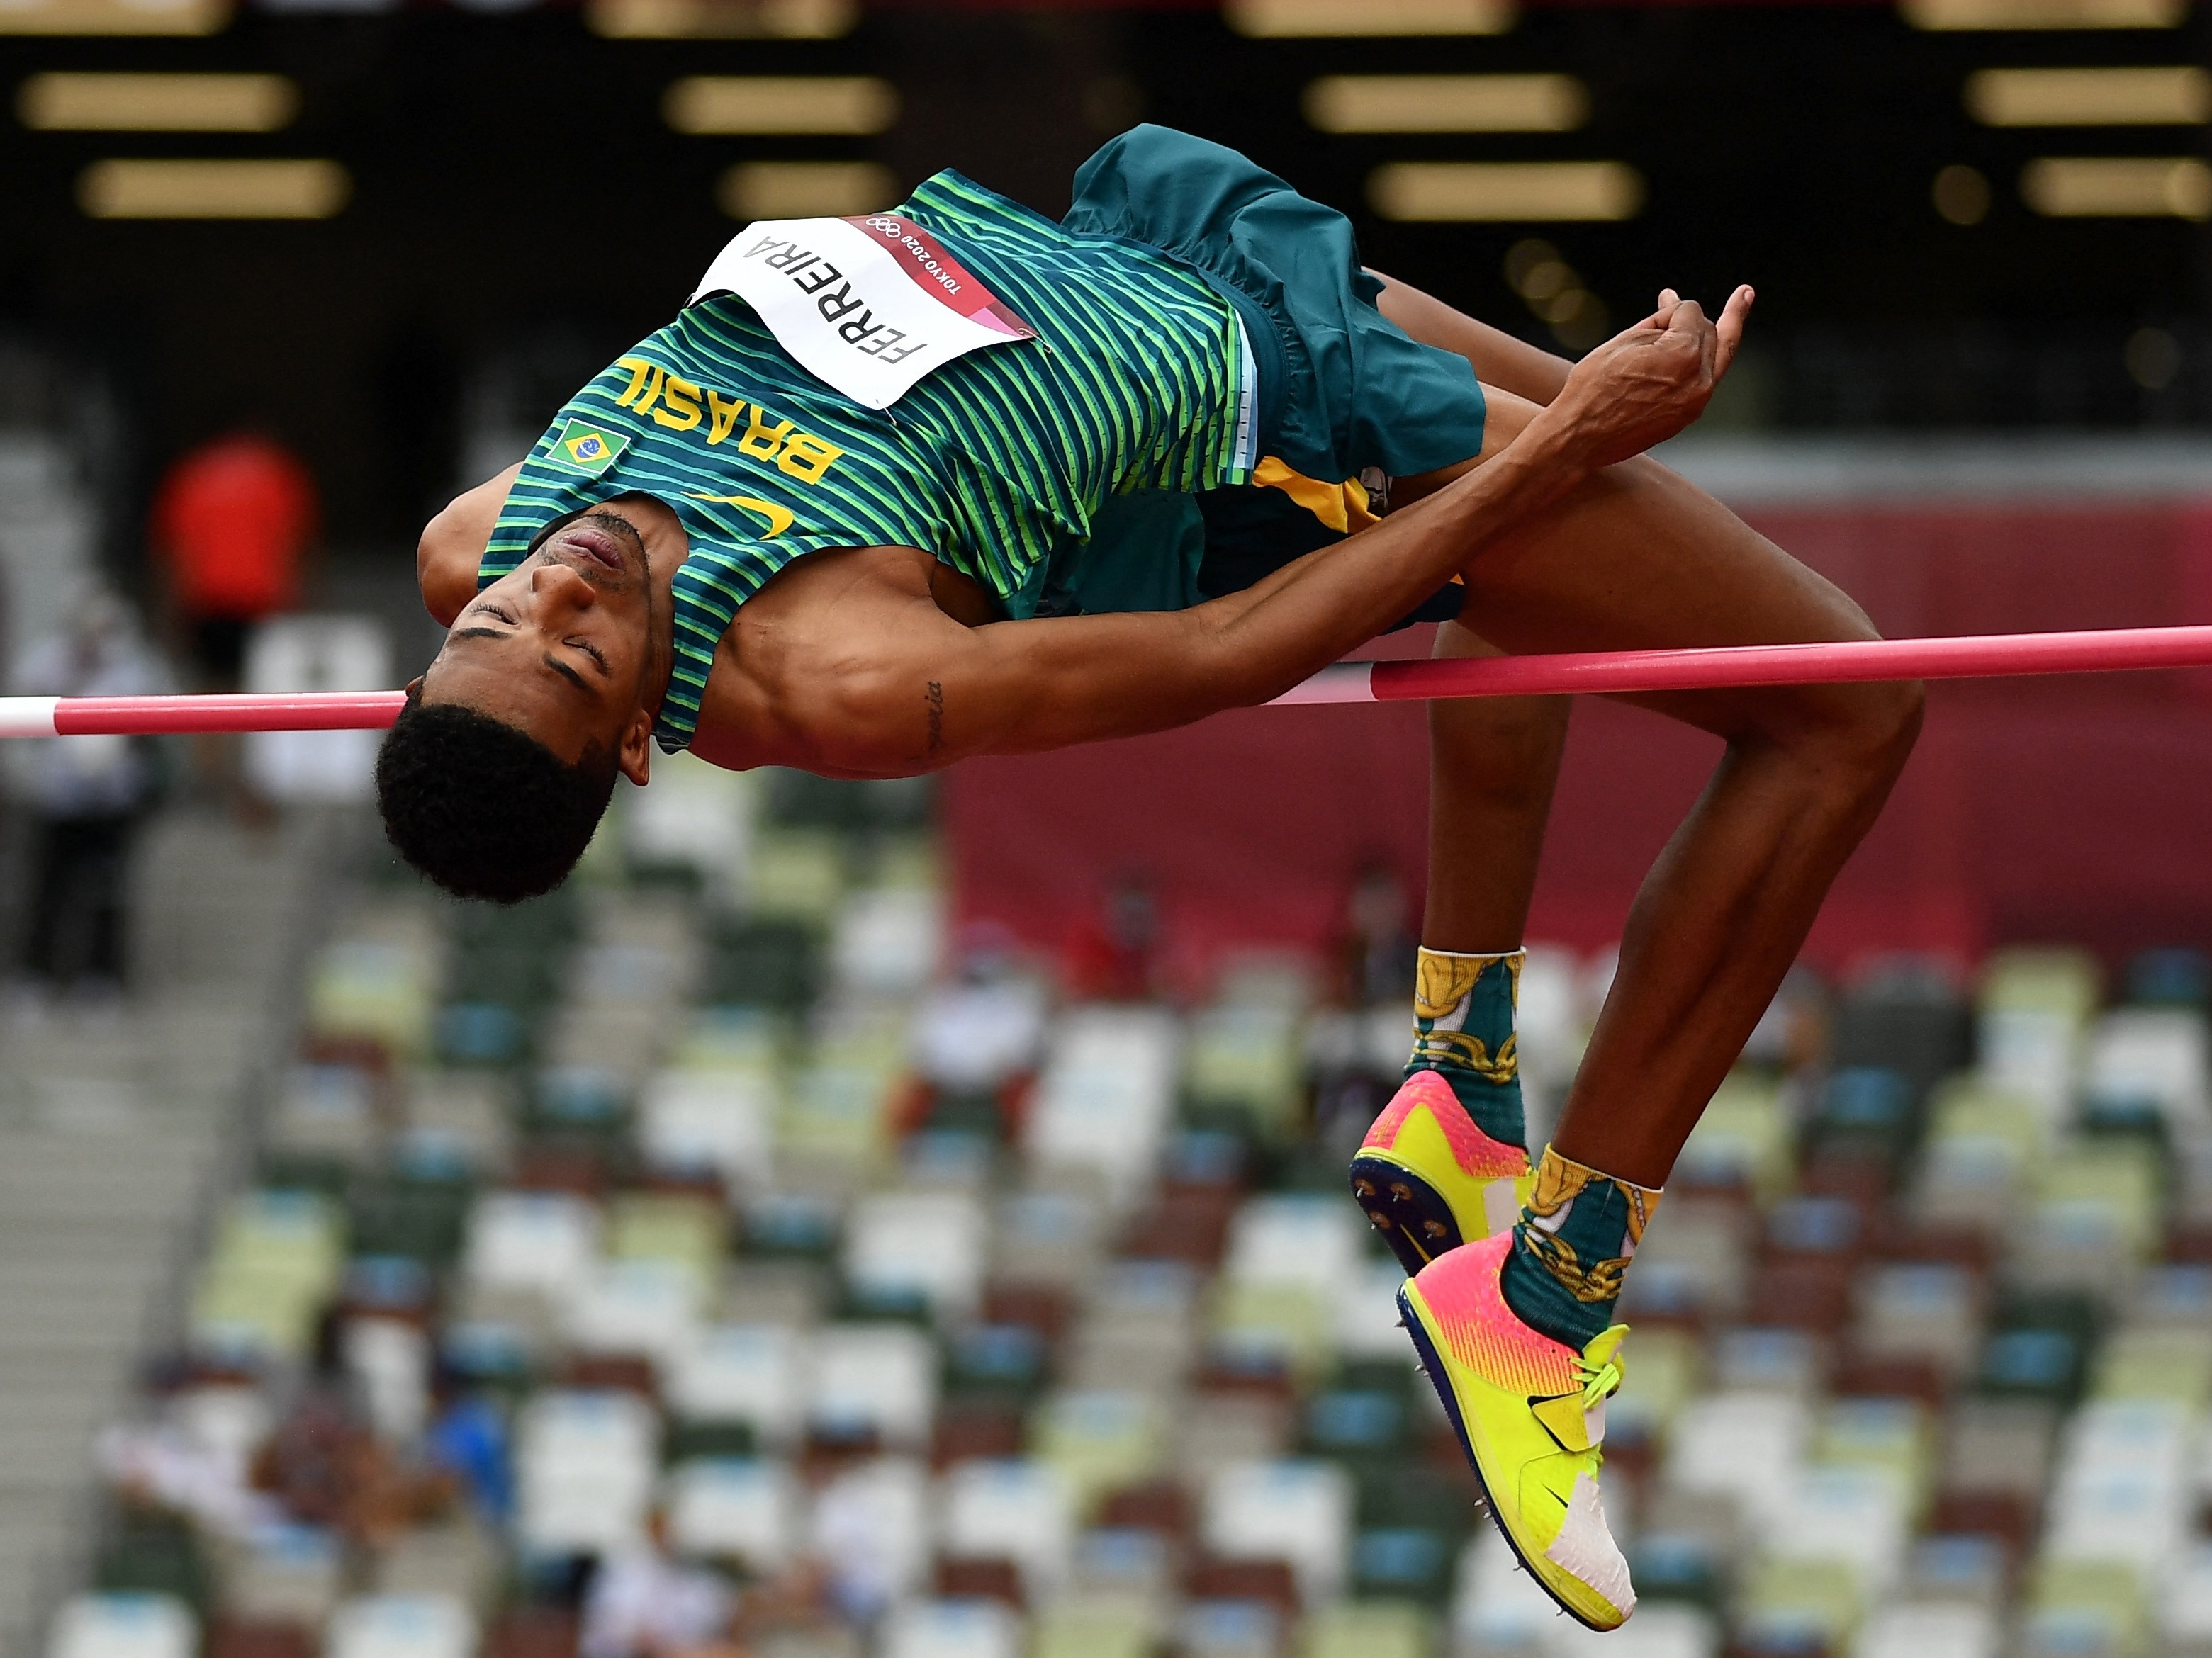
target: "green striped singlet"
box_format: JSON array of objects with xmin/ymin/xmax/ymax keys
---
[{"xmin": 480, "ymin": 169, "xmax": 1252, "ymax": 752}]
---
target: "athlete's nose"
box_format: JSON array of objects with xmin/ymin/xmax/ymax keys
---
[{"xmin": 529, "ymin": 559, "xmax": 599, "ymax": 617}]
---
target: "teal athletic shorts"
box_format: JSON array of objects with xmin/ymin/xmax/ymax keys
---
[{"xmin": 1044, "ymin": 124, "xmax": 1490, "ymax": 626}]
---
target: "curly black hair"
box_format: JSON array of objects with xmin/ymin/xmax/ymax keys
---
[{"xmin": 376, "ymin": 691, "xmax": 617, "ymax": 903}]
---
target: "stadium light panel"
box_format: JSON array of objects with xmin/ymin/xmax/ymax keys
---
[
  {"xmin": 1902, "ymin": 0, "xmax": 2185, "ymax": 28},
  {"xmin": 1369, "ymin": 161, "xmax": 1644, "ymax": 222},
  {"xmin": 0, "ymin": 0, "xmax": 225, "ymax": 34},
  {"xmin": 718, "ymin": 160, "xmax": 896, "ymax": 220},
  {"xmin": 1966, "ymin": 67, "xmax": 2210, "ymax": 125},
  {"xmin": 2020, "ymin": 155, "xmax": 2212, "ymax": 216},
  {"xmin": 78, "ymin": 158, "xmax": 349, "ymax": 218},
  {"xmin": 1226, "ymin": 0, "xmax": 1515, "ymax": 38},
  {"xmin": 587, "ymin": 0, "xmax": 853, "ymax": 40},
  {"xmin": 1304, "ymin": 75, "xmax": 1588, "ymax": 135},
  {"xmin": 18, "ymin": 73, "xmax": 297, "ymax": 132},
  {"xmin": 665, "ymin": 76, "xmax": 898, "ymax": 137}
]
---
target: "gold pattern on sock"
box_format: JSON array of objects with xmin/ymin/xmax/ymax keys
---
[
  {"xmin": 1410, "ymin": 1028, "xmax": 1519, "ymax": 1081},
  {"xmin": 1413, "ymin": 947, "xmax": 1522, "ymax": 1020},
  {"xmin": 1526, "ymin": 1146, "xmax": 1661, "ymax": 1246},
  {"xmin": 1518, "ymin": 1230, "xmax": 1632, "ymax": 1304},
  {"xmin": 1519, "ymin": 1145, "xmax": 1663, "ymax": 1304}
]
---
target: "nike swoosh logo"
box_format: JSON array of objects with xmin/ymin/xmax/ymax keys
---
[{"xmin": 685, "ymin": 494, "xmax": 795, "ymax": 536}]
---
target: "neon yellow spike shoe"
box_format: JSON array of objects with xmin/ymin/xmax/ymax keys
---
[
  {"xmin": 1349, "ymin": 1071, "xmax": 1532, "ymax": 1277},
  {"xmin": 1398, "ymin": 1231, "xmax": 1635, "ymax": 1630}
]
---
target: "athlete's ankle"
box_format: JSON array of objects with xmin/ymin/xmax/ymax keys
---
[
  {"xmin": 1498, "ymin": 1144, "xmax": 1661, "ymax": 1350},
  {"xmin": 1405, "ymin": 945, "xmax": 1528, "ymax": 1151}
]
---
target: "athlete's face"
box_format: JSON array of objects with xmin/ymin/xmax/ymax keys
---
[{"xmin": 417, "ymin": 499, "xmax": 679, "ymax": 784}]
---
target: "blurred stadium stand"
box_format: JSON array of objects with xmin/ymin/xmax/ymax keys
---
[{"xmin": 11, "ymin": 767, "xmax": 2211, "ymax": 1658}]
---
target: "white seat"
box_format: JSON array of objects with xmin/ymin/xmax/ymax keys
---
[
  {"xmin": 243, "ymin": 616, "xmax": 391, "ymax": 806},
  {"xmin": 1025, "ymin": 1009, "xmax": 1180, "ymax": 1208},
  {"xmin": 877, "ymin": 1599, "xmax": 1022, "ymax": 1658},
  {"xmin": 833, "ymin": 889, "xmax": 943, "ymax": 997},
  {"xmin": 562, "ymin": 1258, "xmax": 704, "ymax": 1365},
  {"xmin": 1853, "ymin": 1603, "xmax": 1999, "ymax": 1658},
  {"xmin": 667, "ymin": 1324, "xmax": 802, "ymax": 1446},
  {"xmin": 665, "ymin": 1457, "xmax": 797, "ymax": 1569},
  {"xmin": 1549, "ymin": 1605, "xmax": 1719, "ymax": 1658},
  {"xmin": 811, "ymin": 1457, "xmax": 931, "ymax": 1615},
  {"xmin": 638, "ymin": 1071, "xmax": 775, "ymax": 1188},
  {"xmin": 2087, "ymin": 1008, "xmax": 2209, "ymax": 1127},
  {"xmin": 846, "ymin": 1194, "xmax": 987, "ymax": 1319},
  {"xmin": 1201, "ymin": 1459, "xmax": 1352, "ymax": 1604},
  {"xmin": 1763, "ymin": 1465, "xmax": 1911, "ymax": 1595},
  {"xmin": 325, "ymin": 1594, "xmax": 478, "ymax": 1658},
  {"xmin": 1513, "ymin": 945, "xmax": 1583, "ymax": 1090},
  {"xmin": 810, "ymin": 1324, "xmax": 938, "ymax": 1449},
  {"xmin": 622, "ymin": 751, "xmax": 755, "ymax": 894},
  {"xmin": 1665, "ymin": 1392, "xmax": 1809, "ymax": 1522},
  {"xmin": 1335, "ymin": 1260, "xmax": 1417, "ymax": 1361},
  {"xmin": 514, "ymin": 1389, "xmax": 658, "ymax": 1555},
  {"xmin": 1451, "ymin": 1529, "xmax": 1559, "ymax": 1654},
  {"xmin": 46, "ymin": 1594, "xmax": 195, "ymax": 1658},
  {"xmin": 2156, "ymin": 1541, "xmax": 2212, "ymax": 1645},
  {"xmin": 463, "ymin": 1193, "xmax": 601, "ymax": 1302},
  {"xmin": 941, "ymin": 1457, "xmax": 1074, "ymax": 1593},
  {"xmin": 1223, "ymin": 1196, "xmax": 1362, "ymax": 1296}
]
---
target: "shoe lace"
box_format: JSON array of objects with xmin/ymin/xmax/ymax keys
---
[{"xmin": 1576, "ymin": 1353, "xmax": 1624, "ymax": 1409}]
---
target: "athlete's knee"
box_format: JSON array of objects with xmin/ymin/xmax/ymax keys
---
[
  {"xmin": 1837, "ymin": 673, "xmax": 1921, "ymax": 769},
  {"xmin": 1777, "ymin": 675, "xmax": 1924, "ymax": 812}
]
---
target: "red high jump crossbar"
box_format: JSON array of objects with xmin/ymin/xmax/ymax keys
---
[{"xmin": 1, "ymin": 624, "xmax": 2210, "ymax": 735}]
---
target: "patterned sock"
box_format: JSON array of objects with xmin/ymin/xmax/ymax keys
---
[
  {"xmin": 1406, "ymin": 947, "xmax": 1528, "ymax": 1153},
  {"xmin": 1498, "ymin": 1145, "xmax": 1663, "ymax": 1350}
]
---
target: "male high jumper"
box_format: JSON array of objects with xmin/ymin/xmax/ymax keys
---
[{"xmin": 392, "ymin": 126, "xmax": 1920, "ymax": 1625}]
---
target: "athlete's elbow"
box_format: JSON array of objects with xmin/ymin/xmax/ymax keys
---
[{"xmin": 417, "ymin": 509, "xmax": 476, "ymax": 627}]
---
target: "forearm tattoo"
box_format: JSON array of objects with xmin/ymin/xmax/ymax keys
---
[{"xmin": 926, "ymin": 680, "xmax": 945, "ymax": 752}]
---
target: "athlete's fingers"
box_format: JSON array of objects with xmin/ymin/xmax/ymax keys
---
[
  {"xmin": 1712, "ymin": 286, "xmax": 1756, "ymax": 382},
  {"xmin": 1632, "ymin": 289, "xmax": 1678, "ymax": 332},
  {"xmin": 1658, "ymin": 298, "xmax": 1714, "ymax": 384}
]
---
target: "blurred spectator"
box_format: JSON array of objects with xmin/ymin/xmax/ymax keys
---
[
  {"xmin": 579, "ymin": 1518, "xmax": 736, "ymax": 1658},
  {"xmin": 1337, "ymin": 859, "xmax": 1417, "ymax": 1006},
  {"xmin": 6, "ymin": 589, "xmax": 167, "ymax": 998},
  {"xmin": 252, "ymin": 1382, "xmax": 454, "ymax": 1545},
  {"xmin": 425, "ymin": 1389, "xmax": 512, "ymax": 1527},
  {"xmin": 1063, "ymin": 872, "xmax": 1162, "ymax": 1001},
  {"xmin": 148, "ymin": 432, "xmax": 316, "ymax": 689}
]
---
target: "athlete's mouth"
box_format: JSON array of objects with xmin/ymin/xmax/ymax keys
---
[{"xmin": 560, "ymin": 522, "xmax": 629, "ymax": 575}]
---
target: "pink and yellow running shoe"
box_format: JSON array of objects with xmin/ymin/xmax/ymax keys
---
[
  {"xmin": 1398, "ymin": 1231, "xmax": 1635, "ymax": 1631},
  {"xmin": 1349, "ymin": 1071, "xmax": 1531, "ymax": 1276}
]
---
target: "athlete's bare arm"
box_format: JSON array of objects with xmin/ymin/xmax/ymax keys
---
[
  {"xmin": 420, "ymin": 462, "xmax": 523, "ymax": 627},
  {"xmin": 693, "ymin": 290, "xmax": 1748, "ymax": 777}
]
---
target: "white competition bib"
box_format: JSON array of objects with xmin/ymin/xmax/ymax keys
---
[{"xmin": 691, "ymin": 213, "xmax": 1038, "ymax": 410}]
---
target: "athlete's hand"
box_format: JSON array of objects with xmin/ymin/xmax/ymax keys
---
[{"xmin": 1544, "ymin": 284, "xmax": 1755, "ymax": 468}]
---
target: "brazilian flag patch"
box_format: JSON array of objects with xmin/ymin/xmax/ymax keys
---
[{"xmin": 549, "ymin": 418, "xmax": 628, "ymax": 476}]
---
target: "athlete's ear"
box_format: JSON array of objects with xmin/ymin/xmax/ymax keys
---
[{"xmin": 617, "ymin": 704, "xmax": 653, "ymax": 787}]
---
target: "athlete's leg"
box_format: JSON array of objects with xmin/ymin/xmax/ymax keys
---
[
  {"xmin": 1360, "ymin": 333, "xmax": 1916, "ymax": 1635},
  {"xmin": 1409, "ymin": 385, "xmax": 1923, "ymax": 1189}
]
